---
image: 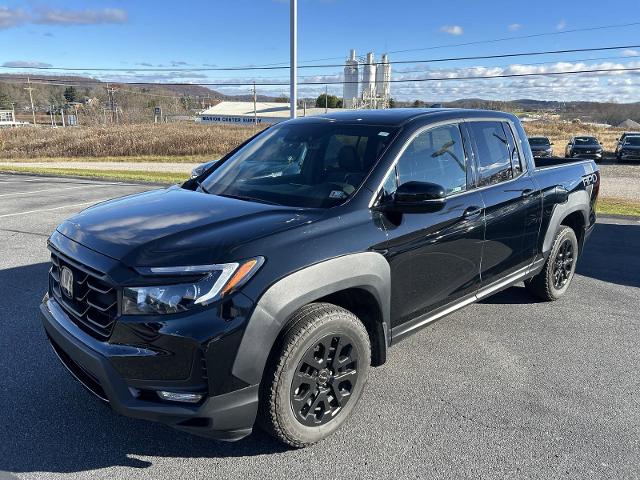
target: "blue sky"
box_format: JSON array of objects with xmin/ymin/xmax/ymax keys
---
[{"xmin": 1, "ymin": 0, "xmax": 639, "ymax": 101}]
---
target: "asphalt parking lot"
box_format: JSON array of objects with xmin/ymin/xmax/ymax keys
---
[{"xmin": 1, "ymin": 173, "xmax": 639, "ymax": 480}]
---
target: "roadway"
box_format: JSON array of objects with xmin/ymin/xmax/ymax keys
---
[{"xmin": 1, "ymin": 173, "xmax": 638, "ymax": 480}]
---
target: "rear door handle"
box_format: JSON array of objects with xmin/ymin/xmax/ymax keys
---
[
  {"xmin": 463, "ymin": 206, "xmax": 482, "ymax": 218},
  {"xmin": 521, "ymin": 188, "xmax": 535, "ymax": 197}
]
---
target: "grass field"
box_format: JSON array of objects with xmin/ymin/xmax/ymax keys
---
[
  {"xmin": 0, "ymin": 120, "xmax": 626, "ymax": 162},
  {"xmin": 0, "ymin": 123, "xmax": 261, "ymax": 159}
]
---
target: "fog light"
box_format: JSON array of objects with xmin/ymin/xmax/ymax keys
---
[{"xmin": 157, "ymin": 391, "xmax": 203, "ymax": 403}]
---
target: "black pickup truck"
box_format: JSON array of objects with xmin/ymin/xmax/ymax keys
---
[{"xmin": 41, "ymin": 109, "xmax": 599, "ymax": 447}]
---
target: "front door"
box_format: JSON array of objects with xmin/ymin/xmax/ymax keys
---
[{"xmin": 379, "ymin": 123, "xmax": 485, "ymax": 330}]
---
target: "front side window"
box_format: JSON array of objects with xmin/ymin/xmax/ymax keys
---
[
  {"xmin": 395, "ymin": 124, "xmax": 468, "ymax": 195},
  {"xmin": 468, "ymin": 121, "xmax": 514, "ymax": 187},
  {"xmin": 200, "ymin": 122, "xmax": 398, "ymax": 208}
]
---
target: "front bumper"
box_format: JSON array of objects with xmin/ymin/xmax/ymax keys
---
[
  {"xmin": 620, "ymin": 153, "xmax": 640, "ymax": 161},
  {"xmin": 40, "ymin": 295, "xmax": 259, "ymax": 441}
]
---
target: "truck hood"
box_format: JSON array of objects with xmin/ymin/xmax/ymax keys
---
[
  {"xmin": 56, "ymin": 187, "xmax": 320, "ymax": 267},
  {"xmin": 530, "ymin": 144, "xmax": 551, "ymax": 151}
]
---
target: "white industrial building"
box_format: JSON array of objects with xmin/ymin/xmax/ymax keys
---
[
  {"xmin": 343, "ymin": 50, "xmax": 391, "ymax": 109},
  {"xmin": 198, "ymin": 101, "xmax": 341, "ymax": 125},
  {"xmin": 0, "ymin": 109, "xmax": 29, "ymax": 128}
]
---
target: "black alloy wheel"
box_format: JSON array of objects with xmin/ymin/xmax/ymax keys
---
[
  {"xmin": 552, "ymin": 238, "xmax": 574, "ymax": 289},
  {"xmin": 258, "ymin": 303, "xmax": 371, "ymax": 448},
  {"xmin": 525, "ymin": 226, "xmax": 578, "ymax": 301},
  {"xmin": 290, "ymin": 333, "xmax": 359, "ymax": 426}
]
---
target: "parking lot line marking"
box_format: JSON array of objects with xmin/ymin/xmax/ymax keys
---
[
  {"xmin": 0, "ymin": 184, "xmax": 111, "ymax": 198},
  {"xmin": 0, "ymin": 199, "xmax": 112, "ymax": 218}
]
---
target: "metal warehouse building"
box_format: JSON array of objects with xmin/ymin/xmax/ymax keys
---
[{"xmin": 198, "ymin": 101, "xmax": 341, "ymax": 125}]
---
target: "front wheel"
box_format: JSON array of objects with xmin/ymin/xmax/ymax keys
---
[
  {"xmin": 525, "ymin": 226, "xmax": 578, "ymax": 301},
  {"xmin": 258, "ymin": 303, "xmax": 371, "ymax": 448}
]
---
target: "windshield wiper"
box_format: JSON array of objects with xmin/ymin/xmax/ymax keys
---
[{"xmin": 218, "ymin": 193, "xmax": 282, "ymax": 206}]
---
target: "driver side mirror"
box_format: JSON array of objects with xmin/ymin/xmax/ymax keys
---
[{"xmin": 378, "ymin": 181, "xmax": 446, "ymax": 213}]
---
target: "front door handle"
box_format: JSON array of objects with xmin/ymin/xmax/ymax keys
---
[{"xmin": 463, "ymin": 206, "xmax": 482, "ymax": 218}]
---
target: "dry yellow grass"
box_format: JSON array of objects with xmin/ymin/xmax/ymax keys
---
[
  {"xmin": 0, "ymin": 119, "xmax": 629, "ymax": 161},
  {"xmin": 0, "ymin": 123, "xmax": 263, "ymax": 159}
]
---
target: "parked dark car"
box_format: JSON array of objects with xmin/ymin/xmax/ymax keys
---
[
  {"xmin": 615, "ymin": 131, "xmax": 640, "ymax": 160},
  {"xmin": 565, "ymin": 136, "xmax": 603, "ymax": 160},
  {"xmin": 617, "ymin": 135, "xmax": 640, "ymax": 161},
  {"xmin": 528, "ymin": 136, "xmax": 554, "ymax": 158},
  {"xmin": 41, "ymin": 109, "xmax": 599, "ymax": 447}
]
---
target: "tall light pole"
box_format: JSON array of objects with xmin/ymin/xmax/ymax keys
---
[{"xmin": 290, "ymin": 0, "xmax": 297, "ymax": 119}]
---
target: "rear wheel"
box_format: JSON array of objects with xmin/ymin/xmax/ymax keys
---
[
  {"xmin": 258, "ymin": 303, "xmax": 371, "ymax": 448},
  {"xmin": 525, "ymin": 226, "xmax": 578, "ymax": 301}
]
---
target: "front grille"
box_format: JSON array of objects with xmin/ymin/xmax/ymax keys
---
[{"xmin": 49, "ymin": 251, "xmax": 118, "ymax": 340}]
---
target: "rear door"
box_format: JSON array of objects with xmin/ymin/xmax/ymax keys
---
[
  {"xmin": 466, "ymin": 120, "xmax": 540, "ymax": 286},
  {"xmin": 380, "ymin": 122, "xmax": 485, "ymax": 329}
]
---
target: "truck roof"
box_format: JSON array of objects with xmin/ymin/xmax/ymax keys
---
[{"xmin": 297, "ymin": 108, "xmax": 515, "ymax": 127}]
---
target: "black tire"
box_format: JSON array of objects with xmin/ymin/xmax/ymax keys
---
[
  {"xmin": 525, "ymin": 226, "xmax": 578, "ymax": 301},
  {"xmin": 258, "ymin": 302, "xmax": 371, "ymax": 448}
]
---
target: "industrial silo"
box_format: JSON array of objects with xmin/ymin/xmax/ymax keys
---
[
  {"xmin": 361, "ymin": 52, "xmax": 377, "ymax": 105},
  {"xmin": 343, "ymin": 49, "xmax": 359, "ymax": 109},
  {"xmin": 376, "ymin": 53, "xmax": 391, "ymax": 105}
]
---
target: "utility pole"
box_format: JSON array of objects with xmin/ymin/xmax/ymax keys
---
[
  {"xmin": 290, "ymin": 0, "xmax": 297, "ymax": 119},
  {"xmin": 10, "ymin": 102, "xmax": 15, "ymax": 124},
  {"xmin": 24, "ymin": 77, "xmax": 36, "ymax": 125},
  {"xmin": 60, "ymin": 107, "xmax": 65, "ymax": 127},
  {"xmin": 105, "ymin": 83, "xmax": 117, "ymax": 123},
  {"xmin": 252, "ymin": 81, "xmax": 258, "ymax": 126},
  {"xmin": 49, "ymin": 106, "xmax": 55, "ymax": 127}
]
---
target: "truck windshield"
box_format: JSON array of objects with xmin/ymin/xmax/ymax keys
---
[
  {"xmin": 624, "ymin": 136, "xmax": 640, "ymax": 146},
  {"xmin": 200, "ymin": 122, "xmax": 398, "ymax": 208},
  {"xmin": 574, "ymin": 137, "xmax": 598, "ymax": 145},
  {"xmin": 528, "ymin": 138, "xmax": 550, "ymax": 146}
]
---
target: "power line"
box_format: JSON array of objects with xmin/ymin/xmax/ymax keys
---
[
  {"xmin": 257, "ymin": 21, "xmax": 640, "ymax": 66},
  {"xmin": 3, "ymin": 66, "xmax": 640, "ymax": 88},
  {"xmin": 1, "ymin": 44, "xmax": 639, "ymax": 73}
]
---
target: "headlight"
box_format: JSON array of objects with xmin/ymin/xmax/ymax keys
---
[{"xmin": 122, "ymin": 257, "xmax": 264, "ymax": 315}]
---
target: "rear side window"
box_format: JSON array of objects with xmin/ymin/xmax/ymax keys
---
[
  {"xmin": 396, "ymin": 124, "xmax": 467, "ymax": 195},
  {"xmin": 468, "ymin": 121, "xmax": 514, "ymax": 187}
]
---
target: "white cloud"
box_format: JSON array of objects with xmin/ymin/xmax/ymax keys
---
[
  {"xmin": 440, "ymin": 25, "xmax": 463, "ymax": 36},
  {"xmin": 0, "ymin": 7, "xmax": 29, "ymax": 28},
  {"xmin": 623, "ymin": 49, "xmax": 639, "ymax": 57},
  {"xmin": 2, "ymin": 60, "xmax": 53, "ymax": 68},
  {"xmin": 35, "ymin": 8, "xmax": 127, "ymax": 25},
  {"xmin": 0, "ymin": 7, "xmax": 127, "ymax": 29},
  {"xmin": 508, "ymin": 23, "xmax": 522, "ymax": 32},
  {"xmin": 556, "ymin": 19, "xmax": 566, "ymax": 30}
]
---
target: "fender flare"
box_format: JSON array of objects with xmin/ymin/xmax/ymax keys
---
[
  {"xmin": 542, "ymin": 190, "xmax": 589, "ymax": 254},
  {"xmin": 231, "ymin": 252, "xmax": 390, "ymax": 385}
]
